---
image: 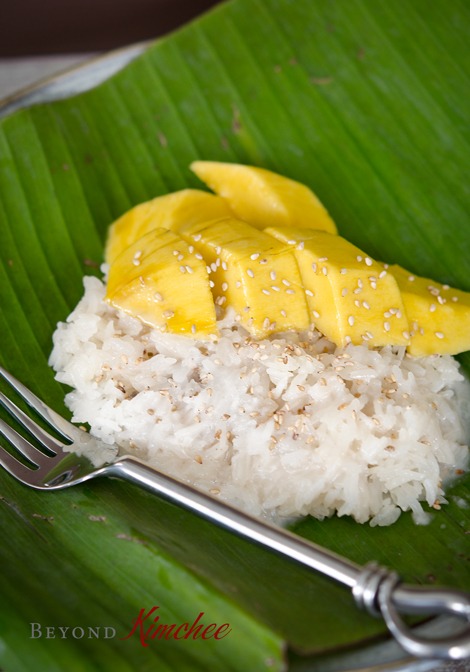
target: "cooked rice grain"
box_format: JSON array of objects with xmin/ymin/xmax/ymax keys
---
[{"xmin": 49, "ymin": 276, "xmax": 470, "ymax": 525}]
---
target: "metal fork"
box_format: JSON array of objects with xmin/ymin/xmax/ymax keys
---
[{"xmin": 0, "ymin": 364, "xmax": 469, "ymax": 661}]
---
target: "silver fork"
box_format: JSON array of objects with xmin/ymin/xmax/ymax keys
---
[{"xmin": 0, "ymin": 364, "xmax": 469, "ymax": 661}]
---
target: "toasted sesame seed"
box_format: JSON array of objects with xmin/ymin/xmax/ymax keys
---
[
  {"xmin": 366, "ymin": 330, "xmax": 374, "ymax": 339},
  {"xmin": 247, "ymin": 268, "xmax": 255, "ymax": 278},
  {"xmin": 173, "ymin": 249, "xmax": 179, "ymax": 256},
  {"xmin": 250, "ymin": 252, "xmax": 260, "ymax": 260},
  {"xmin": 365, "ymin": 257, "xmax": 373, "ymax": 266},
  {"xmin": 435, "ymin": 331, "xmax": 445, "ymax": 339},
  {"xmin": 348, "ymin": 315, "xmax": 355, "ymax": 326}
]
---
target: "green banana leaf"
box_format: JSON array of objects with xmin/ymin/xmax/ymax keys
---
[{"xmin": 1, "ymin": 0, "xmax": 469, "ymax": 670}]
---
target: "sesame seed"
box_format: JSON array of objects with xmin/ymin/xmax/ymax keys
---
[
  {"xmin": 235, "ymin": 281, "xmax": 242, "ymax": 288},
  {"xmin": 222, "ymin": 261, "xmax": 228, "ymax": 271},
  {"xmin": 287, "ymin": 239, "xmax": 297, "ymax": 245},
  {"xmin": 211, "ymin": 262, "xmax": 217, "ymax": 272},
  {"xmin": 340, "ymin": 268, "xmax": 347, "ymax": 275},
  {"xmin": 193, "ymin": 234, "xmax": 202, "ymax": 242},
  {"xmin": 365, "ymin": 257, "xmax": 373, "ymax": 266},
  {"xmin": 132, "ymin": 258, "xmax": 141, "ymax": 266},
  {"xmin": 260, "ymin": 258, "xmax": 268, "ymax": 264},
  {"xmin": 322, "ymin": 266, "xmax": 328, "ymax": 276},
  {"xmin": 356, "ymin": 255, "xmax": 363, "ymax": 262},
  {"xmin": 286, "ymin": 288, "xmax": 295, "ymax": 294},
  {"xmin": 195, "ymin": 253, "xmax": 203, "ymax": 260},
  {"xmin": 353, "ymin": 288, "xmax": 362, "ymax": 295},
  {"xmin": 222, "ymin": 282, "xmax": 228, "ymax": 291},
  {"xmin": 262, "ymin": 289, "xmax": 270, "ymax": 295},
  {"xmin": 344, "ymin": 335, "xmax": 352, "ymax": 344},
  {"xmin": 435, "ymin": 331, "xmax": 445, "ymax": 339},
  {"xmin": 408, "ymin": 275, "xmax": 415, "ymax": 282},
  {"xmin": 191, "ymin": 324, "xmax": 196, "ymax": 334},
  {"xmin": 209, "ymin": 280, "xmax": 215, "ymax": 288},
  {"xmin": 341, "ymin": 288, "xmax": 348, "ymax": 297},
  {"xmin": 384, "ymin": 311, "xmax": 392, "ymax": 318},
  {"xmin": 250, "ymin": 252, "xmax": 260, "ymax": 260},
  {"xmin": 396, "ymin": 310, "xmax": 402, "ymax": 318},
  {"xmin": 402, "ymin": 330, "xmax": 410, "ymax": 339},
  {"xmin": 247, "ymin": 268, "xmax": 255, "ymax": 278},
  {"xmin": 280, "ymin": 309, "xmax": 287, "ymax": 317},
  {"xmin": 206, "ymin": 265, "xmax": 212, "ymax": 274},
  {"xmin": 263, "ymin": 317, "xmax": 271, "ymax": 329},
  {"xmin": 312, "ymin": 263, "xmax": 317, "ymax": 272},
  {"xmin": 270, "ymin": 270, "xmax": 277, "ymax": 281},
  {"xmin": 366, "ymin": 331, "xmax": 374, "ymax": 339},
  {"xmin": 370, "ymin": 282, "xmax": 377, "ymax": 290},
  {"xmin": 177, "ymin": 254, "xmax": 184, "ymax": 261},
  {"xmin": 318, "ymin": 256, "xmax": 328, "ymax": 262},
  {"xmin": 305, "ymin": 289, "xmax": 314, "ymax": 297},
  {"xmin": 354, "ymin": 300, "xmax": 361, "ymax": 308},
  {"xmin": 357, "ymin": 279, "xmax": 363, "ymax": 288},
  {"xmin": 384, "ymin": 321, "xmax": 391, "ymax": 332},
  {"xmin": 179, "ymin": 266, "xmax": 186, "ymax": 273},
  {"xmin": 313, "ymin": 310, "xmax": 320, "ymax": 319},
  {"xmin": 216, "ymin": 246, "xmax": 222, "ymax": 255},
  {"xmin": 188, "ymin": 245, "xmax": 194, "ymax": 254},
  {"xmin": 379, "ymin": 270, "xmax": 387, "ymax": 279},
  {"xmin": 348, "ymin": 315, "xmax": 355, "ymax": 326},
  {"xmin": 437, "ymin": 295, "xmax": 446, "ymax": 305},
  {"xmin": 452, "ymin": 296, "xmax": 459, "ymax": 302},
  {"xmin": 296, "ymin": 241, "xmax": 305, "ymax": 250},
  {"xmin": 442, "ymin": 284, "xmax": 450, "ymax": 290},
  {"xmin": 154, "ymin": 292, "xmax": 163, "ymax": 302},
  {"xmin": 282, "ymin": 278, "xmax": 291, "ymax": 286},
  {"xmin": 363, "ymin": 301, "xmax": 370, "ymax": 310},
  {"xmin": 163, "ymin": 310, "xmax": 174, "ymax": 318},
  {"xmin": 215, "ymin": 257, "xmax": 221, "ymax": 267},
  {"xmin": 185, "ymin": 265, "xmax": 193, "ymax": 274},
  {"xmin": 272, "ymin": 285, "xmax": 280, "ymax": 292}
]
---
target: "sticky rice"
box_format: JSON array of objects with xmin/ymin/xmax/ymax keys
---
[{"xmin": 49, "ymin": 275, "xmax": 470, "ymax": 526}]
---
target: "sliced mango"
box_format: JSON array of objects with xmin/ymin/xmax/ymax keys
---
[
  {"xmin": 265, "ymin": 226, "xmax": 410, "ymax": 348},
  {"xmin": 173, "ymin": 216, "xmax": 310, "ymax": 337},
  {"xmin": 105, "ymin": 189, "xmax": 232, "ymax": 264},
  {"xmin": 106, "ymin": 228, "xmax": 217, "ymax": 337},
  {"xmin": 190, "ymin": 161, "xmax": 337, "ymax": 234},
  {"xmin": 389, "ymin": 265, "xmax": 470, "ymax": 356}
]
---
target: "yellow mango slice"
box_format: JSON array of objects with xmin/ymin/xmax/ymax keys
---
[
  {"xmin": 190, "ymin": 161, "xmax": 337, "ymax": 234},
  {"xmin": 389, "ymin": 265, "xmax": 470, "ymax": 356},
  {"xmin": 106, "ymin": 228, "xmax": 217, "ymax": 337},
  {"xmin": 265, "ymin": 226, "xmax": 410, "ymax": 348},
  {"xmin": 105, "ymin": 189, "xmax": 232, "ymax": 264},
  {"xmin": 173, "ymin": 217, "xmax": 310, "ymax": 337}
]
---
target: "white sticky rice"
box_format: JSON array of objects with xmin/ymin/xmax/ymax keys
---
[{"xmin": 49, "ymin": 275, "xmax": 470, "ymax": 526}]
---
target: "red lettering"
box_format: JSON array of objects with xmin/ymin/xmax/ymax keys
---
[
  {"xmin": 183, "ymin": 612, "xmax": 205, "ymax": 640},
  {"xmin": 173, "ymin": 623, "xmax": 189, "ymax": 640},
  {"xmin": 120, "ymin": 607, "xmax": 160, "ymax": 647},
  {"xmin": 214, "ymin": 624, "xmax": 232, "ymax": 640},
  {"xmin": 201, "ymin": 623, "xmax": 217, "ymax": 640}
]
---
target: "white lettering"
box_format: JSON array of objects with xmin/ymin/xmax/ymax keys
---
[
  {"xmin": 72, "ymin": 627, "xmax": 85, "ymax": 639},
  {"xmin": 58, "ymin": 626, "xmax": 69, "ymax": 638},
  {"xmin": 30, "ymin": 623, "xmax": 42, "ymax": 639},
  {"xmin": 104, "ymin": 627, "xmax": 116, "ymax": 639},
  {"xmin": 45, "ymin": 626, "xmax": 56, "ymax": 639}
]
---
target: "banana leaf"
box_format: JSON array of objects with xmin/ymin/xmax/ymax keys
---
[{"xmin": 0, "ymin": 0, "xmax": 469, "ymax": 669}]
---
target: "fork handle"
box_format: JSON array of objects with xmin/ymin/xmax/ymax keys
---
[{"xmin": 109, "ymin": 456, "xmax": 470, "ymax": 660}]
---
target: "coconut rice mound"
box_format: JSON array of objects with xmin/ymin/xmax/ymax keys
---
[{"xmin": 49, "ymin": 276, "xmax": 470, "ymax": 526}]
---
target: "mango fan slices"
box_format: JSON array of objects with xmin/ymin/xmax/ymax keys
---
[{"xmin": 105, "ymin": 161, "xmax": 470, "ymax": 355}]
